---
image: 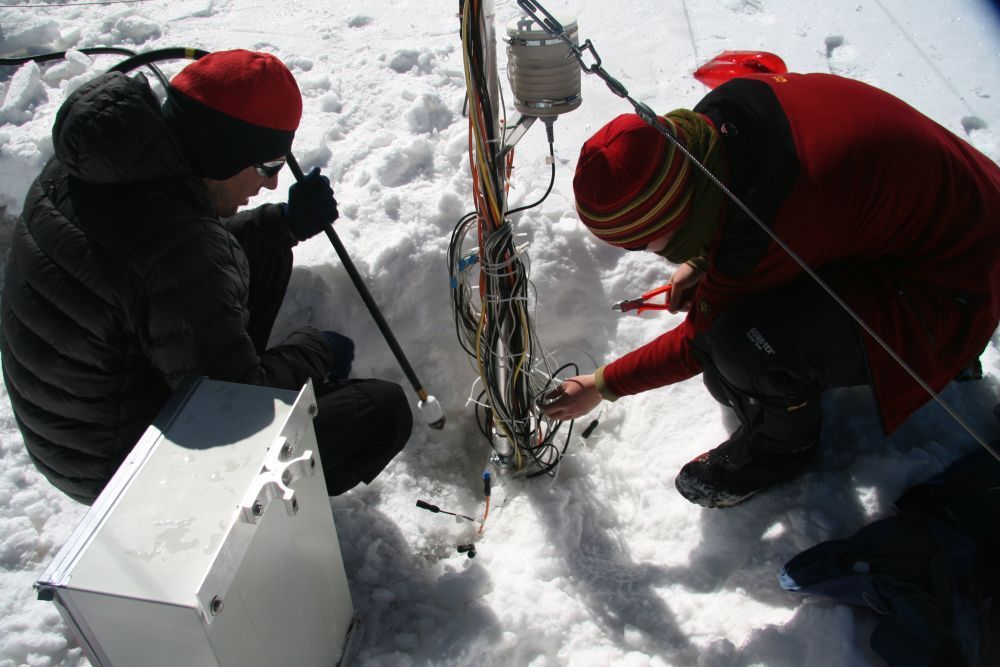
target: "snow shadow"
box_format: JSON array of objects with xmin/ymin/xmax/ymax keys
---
[
  {"xmin": 331, "ymin": 489, "xmax": 505, "ymax": 664},
  {"xmin": 525, "ymin": 458, "xmax": 699, "ymax": 662}
]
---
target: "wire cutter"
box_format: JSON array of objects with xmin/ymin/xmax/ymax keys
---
[{"xmin": 612, "ymin": 283, "xmax": 673, "ymax": 314}]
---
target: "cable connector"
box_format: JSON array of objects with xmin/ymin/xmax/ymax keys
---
[
  {"xmin": 457, "ymin": 252, "xmax": 480, "ymax": 273},
  {"xmin": 416, "ymin": 499, "xmax": 440, "ymax": 513},
  {"xmin": 415, "ymin": 499, "xmax": 476, "ymax": 522},
  {"xmin": 581, "ymin": 419, "xmax": 599, "ymax": 439}
]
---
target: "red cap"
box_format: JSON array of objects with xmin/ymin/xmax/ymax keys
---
[
  {"xmin": 163, "ymin": 50, "xmax": 302, "ymax": 179},
  {"xmin": 170, "ymin": 49, "xmax": 301, "ymax": 131}
]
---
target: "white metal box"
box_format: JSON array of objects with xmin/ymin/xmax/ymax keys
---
[{"xmin": 36, "ymin": 378, "xmax": 357, "ymax": 666}]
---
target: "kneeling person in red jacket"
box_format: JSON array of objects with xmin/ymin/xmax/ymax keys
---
[{"xmin": 542, "ymin": 73, "xmax": 1000, "ymax": 508}]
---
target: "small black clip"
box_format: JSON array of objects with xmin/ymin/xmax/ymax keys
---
[{"xmin": 457, "ymin": 544, "xmax": 477, "ymax": 559}]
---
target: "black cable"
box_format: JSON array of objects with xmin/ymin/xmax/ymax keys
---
[
  {"xmin": 448, "ymin": 211, "xmax": 483, "ymax": 359},
  {"xmin": 507, "ymin": 136, "xmax": 555, "ymax": 216},
  {"xmin": 107, "ymin": 47, "xmax": 209, "ymax": 74},
  {"xmin": 525, "ymin": 361, "xmax": 579, "ymax": 478},
  {"xmin": 0, "ymin": 46, "xmax": 205, "ymax": 95},
  {"xmin": 507, "ymin": 117, "xmax": 557, "ymax": 217},
  {"xmin": 108, "ymin": 47, "xmax": 208, "ymax": 91},
  {"xmin": 0, "ymin": 47, "xmax": 137, "ymax": 66}
]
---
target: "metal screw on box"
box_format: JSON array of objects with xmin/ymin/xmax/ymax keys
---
[{"xmin": 210, "ymin": 596, "xmax": 224, "ymax": 616}]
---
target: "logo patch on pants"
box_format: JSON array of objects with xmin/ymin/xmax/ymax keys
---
[{"xmin": 746, "ymin": 327, "xmax": 776, "ymax": 355}]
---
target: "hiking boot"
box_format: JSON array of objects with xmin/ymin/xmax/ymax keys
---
[{"xmin": 674, "ymin": 428, "xmax": 816, "ymax": 508}]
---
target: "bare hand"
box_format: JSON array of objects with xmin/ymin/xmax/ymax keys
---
[
  {"xmin": 668, "ymin": 261, "xmax": 706, "ymax": 313},
  {"xmin": 539, "ymin": 374, "xmax": 602, "ymax": 421}
]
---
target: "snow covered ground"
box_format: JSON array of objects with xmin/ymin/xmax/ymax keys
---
[{"xmin": 0, "ymin": 0, "xmax": 998, "ymax": 665}]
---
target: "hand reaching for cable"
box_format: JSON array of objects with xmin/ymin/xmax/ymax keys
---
[
  {"xmin": 285, "ymin": 167, "xmax": 339, "ymax": 241},
  {"xmin": 539, "ymin": 373, "xmax": 602, "ymax": 421}
]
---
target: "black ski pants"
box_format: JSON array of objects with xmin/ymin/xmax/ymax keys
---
[
  {"xmin": 245, "ymin": 236, "xmax": 412, "ymax": 495},
  {"xmin": 692, "ymin": 276, "xmax": 870, "ymax": 453}
]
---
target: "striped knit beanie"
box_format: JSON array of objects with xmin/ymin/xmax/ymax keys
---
[
  {"xmin": 162, "ymin": 50, "xmax": 302, "ymax": 179},
  {"xmin": 573, "ymin": 114, "xmax": 693, "ymax": 250}
]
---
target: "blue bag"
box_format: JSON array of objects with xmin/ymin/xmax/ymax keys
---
[{"xmin": 779, "ymin": 445, "xmax": 1000, "ymax": 666}]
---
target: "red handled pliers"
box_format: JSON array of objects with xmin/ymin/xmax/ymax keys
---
[{"xmin": 612, "ymin": 284, "xmax": 673, "ymax": 314}]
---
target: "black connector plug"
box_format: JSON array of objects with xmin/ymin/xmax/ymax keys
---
[
  {"xmin": 416, "ymin": 499, "xmax": 440, "ymax": 513},
  {"xmin": 416, "ymin": 499, "xmax": 476, "ymax": 522}
]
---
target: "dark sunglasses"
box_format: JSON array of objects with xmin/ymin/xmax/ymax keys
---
[{"xmin": 254, "ymin": 159, "xmax": 286, "ymax": 178}]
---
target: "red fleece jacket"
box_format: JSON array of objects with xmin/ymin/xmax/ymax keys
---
[{"xmin": 602, "ymin": 73, "xmax": 1000, "ymax": 434}]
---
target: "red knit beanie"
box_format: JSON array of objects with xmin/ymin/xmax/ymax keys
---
[
  {"xmin": 573, "ymin": 114, "xmax": 692, "ymax": 250},
  {"xmin": 163, "ymin": 50, "xmax": 302, "ymax": 179}
]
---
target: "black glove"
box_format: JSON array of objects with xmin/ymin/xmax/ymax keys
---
[
  {"xmin": 323, "ymin": 330, "xmax": 354, "ymax": 382},
  {"xmin": 285, "ymin": 167, "xmax": 339, "ymax": 241}
]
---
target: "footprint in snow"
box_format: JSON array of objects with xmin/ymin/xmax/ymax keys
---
[
  {"xmin": 824, "ymin": 35, "xmax": 845, "ymax": 58},
  {"xmin": 961, "ymin": 116, "xmax": 988, "ymax": 136},
  {"xmin": 386, "ymin": 49, "xmax": 436, "ymax": 75}
]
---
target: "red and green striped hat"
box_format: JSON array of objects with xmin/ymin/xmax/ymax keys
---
[{"xmin": 573, "ymin": 114, "xmax": 692, "ymax": 250}]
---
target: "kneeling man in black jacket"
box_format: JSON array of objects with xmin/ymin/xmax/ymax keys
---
[{"xmin": 1, "ymin": 49, "xmax": 411, "ymax": 503}]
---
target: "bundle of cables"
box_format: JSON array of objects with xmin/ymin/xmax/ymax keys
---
[{"xmin": 450, "ymin": 0, "xmax": 576, "ymax": 478}]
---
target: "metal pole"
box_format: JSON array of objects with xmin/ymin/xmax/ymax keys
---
[{"xmin": 286, "ymin": 153, "xmax": 445, "ymax": 429}]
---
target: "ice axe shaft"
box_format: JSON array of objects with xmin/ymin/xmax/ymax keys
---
[{"xmin": 286, "ymin": 153, "xmax": 445, "ymax": 430}]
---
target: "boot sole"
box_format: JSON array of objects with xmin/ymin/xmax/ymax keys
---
[{"xmin": 674, "ymin": 469, "xmax": 759, "ymax": 508}]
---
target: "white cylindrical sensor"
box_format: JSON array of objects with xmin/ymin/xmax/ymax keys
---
[{"xmin": 506, "ymin": 15, "xmax": 582, "ymax": 117}]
